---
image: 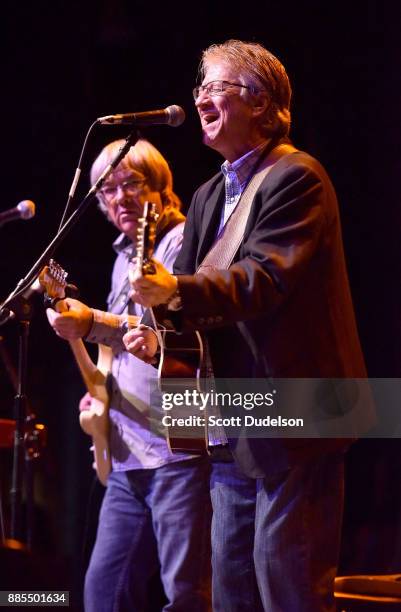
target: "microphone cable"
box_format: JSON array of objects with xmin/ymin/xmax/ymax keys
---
[{"xmin": 57, "ymin": 119, "xmax": 99, "ymax": 232}]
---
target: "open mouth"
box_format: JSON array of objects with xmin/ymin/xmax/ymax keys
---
[{"xmin": 202, "ymin": 112, "xmax": 219, "ymax": 126}]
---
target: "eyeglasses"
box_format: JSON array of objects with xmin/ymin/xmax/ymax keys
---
[
  {"xmin": 100, "ymin": 178, "xmax": 146, "ymax": 201},
  {"xmin": 192, "ymin": 80, "xmax": 261, "ymax": 101}
]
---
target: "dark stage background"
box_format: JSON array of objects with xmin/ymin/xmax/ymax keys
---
[{"xmin": 1, "ymin": 1, "xmax": 401, "ymax": 608}]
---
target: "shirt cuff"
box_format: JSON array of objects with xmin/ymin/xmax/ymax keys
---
[
  {"xmin": 86, "ymin": 309, "xmax": 138, "ymax": 344},
  {"xmin": 166, "ymin": 276, "xmax": 182, "ymax": 311}
]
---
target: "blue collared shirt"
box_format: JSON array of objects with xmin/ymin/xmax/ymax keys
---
[
  {"xmin": 86, "ymin": 223, "xmax": 192, "ymax": 470},
  {"xmin": 218, "ymin": 141, "xmax": 268, "ymax": 235}
]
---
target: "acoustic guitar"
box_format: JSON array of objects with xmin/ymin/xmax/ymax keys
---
[{"xmin": 132, "ymin": 202, "xmax": 207, "ymax": 454}]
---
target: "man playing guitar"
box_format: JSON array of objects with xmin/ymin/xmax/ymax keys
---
[{"xmin": 46, "ymin": 139, "xmax": 211, "ymax": 612}]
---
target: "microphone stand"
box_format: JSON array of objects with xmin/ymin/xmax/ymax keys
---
[
  {"xmin": 0, "ymin": 335, "xmax": 46, "ymax": 549},
  {"xmin": 0, "ymin": 126, "xmax": 139, "ymax": 546},
  {"xmin": 9, "ymin": 319, "xmax": 30, "ymax": 543}
]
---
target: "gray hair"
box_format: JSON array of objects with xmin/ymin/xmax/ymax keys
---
[{"xmin": 200, "ymin": 39, "xmax": 292, "ymax": 138}]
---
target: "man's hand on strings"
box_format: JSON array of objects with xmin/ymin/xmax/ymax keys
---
[{"xmin": 123, "ymin": 324, "xmax": 159, "ymax": 364}]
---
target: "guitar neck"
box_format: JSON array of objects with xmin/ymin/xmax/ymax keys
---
[
  {"xmin": 54, "ymin": 298, "xmax": 108, "ymax": 401},
  {"xmin": 68, "ymin": 338, "xmax": 107, "ymax": 399}
]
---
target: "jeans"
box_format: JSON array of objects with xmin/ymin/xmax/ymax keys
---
[
  {"xmin": 84, "ymin": 457, "xmax": 211, "ymax": 612},
  {"xmin": 210, "ymin": 452, "xmax": 344, "ymax": 612}
]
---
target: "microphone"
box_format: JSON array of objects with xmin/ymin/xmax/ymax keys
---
[
  {"xmin": 0, "ymin": 200, "xmax": 36, "ymax": 227},
  {"xmin": 97, "ymin": 104, "xmax": 185, "ymax": 127}
]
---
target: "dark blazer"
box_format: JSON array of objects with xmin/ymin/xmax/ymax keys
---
[{"xmin": 168, "ymin": 151, "xmax": 370, "ymax": 477}]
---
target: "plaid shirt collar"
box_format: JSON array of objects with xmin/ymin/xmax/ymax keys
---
[{"xmin": 221, "ymin": 140, "xmax": 269, "ymax": 188}]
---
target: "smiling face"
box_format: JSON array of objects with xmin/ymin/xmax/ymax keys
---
[
  {"xmin": 195, "ymin": 60, "xmax": 268, "ymax": 162},
  {"xmin": 100, "ymin": 168, "xmax": 163, "ymax": 243}
]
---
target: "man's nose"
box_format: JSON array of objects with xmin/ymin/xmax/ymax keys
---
[
  {"xmin": 114, "ymin": 185, "xmax": 130, "ymax": 201},
  {"xmin": 195, "ymin": 89, "xmax": 211, "ymax": 108}
]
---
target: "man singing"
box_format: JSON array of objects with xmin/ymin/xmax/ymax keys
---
[{"xmin": 123, "ymin": 40, "xmax": 367, "ymax": 611}]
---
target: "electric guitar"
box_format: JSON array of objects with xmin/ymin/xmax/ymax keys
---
[
  {"xmin": 39, "ymin": 260, "xmax": 112, "ymax": 485},
  {"xmin": 132, "ymin": 202, "xmax": 207, "ymax": 454}
]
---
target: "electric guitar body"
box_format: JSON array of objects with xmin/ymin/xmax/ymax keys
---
[{"xmin": 39, "ymin": 260, "xmax": 112, "ymax": 485}]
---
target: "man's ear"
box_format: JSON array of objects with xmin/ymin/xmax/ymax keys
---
[{"xmin": 251, "ymin": 91, "xmax": 270, "ymax": 118}]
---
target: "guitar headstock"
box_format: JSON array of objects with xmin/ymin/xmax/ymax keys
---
[
  {"xmin": 38, "ymin": 259, "xmax": 68, "ymax": 302},
  {"xmin": 136, "ymin": 201, "xmax": 159, "ymax": 276}
]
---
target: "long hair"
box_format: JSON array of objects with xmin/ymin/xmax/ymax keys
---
[{"xmin": 90, "ymin": 138, "xmax": 182, "ymax": 215}]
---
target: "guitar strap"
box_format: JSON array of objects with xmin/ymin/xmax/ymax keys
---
[{"xmin": 197, "ymin": 142, "xmax": 297, "ymax": 275}]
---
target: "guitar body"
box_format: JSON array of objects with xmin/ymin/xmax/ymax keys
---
[
  {"xmin": 40, "ymin": 261, "xmax": 112, "ymax": 485},
  {"xmin": 64, "ymin": 331, "xmax": 113, "ymax": 487},
  {"xmin": 157, "ymin": 326, "xmax": 204, "ymax": 379},
  {"xmin": 157, "ymin": 328, "xmax": 208, "ymax": 454},
  {"xmin": 78, "ymin": 343, "xmax": 112, "ymax": 486}
]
